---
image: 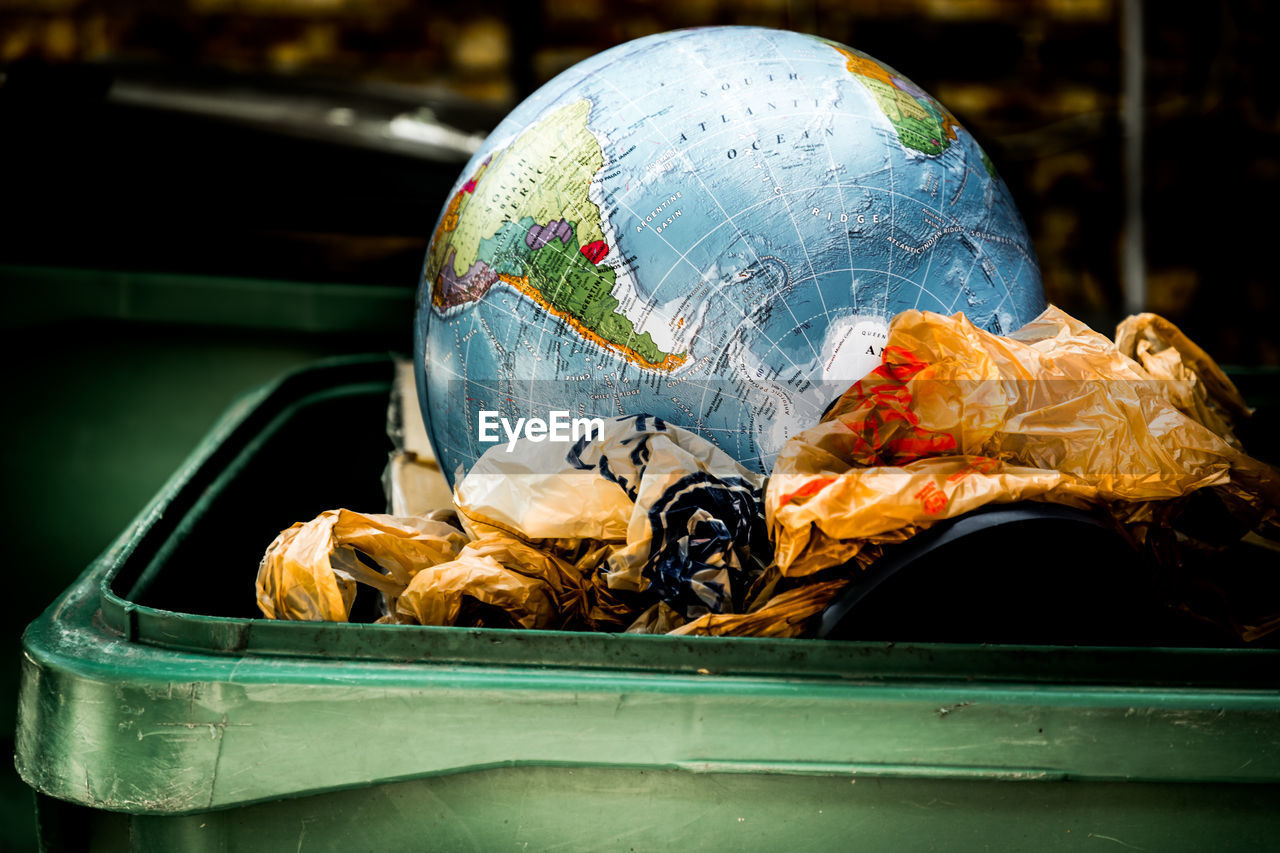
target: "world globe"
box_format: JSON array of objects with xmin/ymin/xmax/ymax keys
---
[{"xmin": 415, "ymin": 26, "xmax": 1045, "ymax": 485}]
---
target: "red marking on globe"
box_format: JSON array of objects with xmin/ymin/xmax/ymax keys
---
[
  {"xmin": 462, "ymin": 178, "xmax": 478, "ymax": 194},
  {"xmin": 580, "ymin": 240, "xmax": 608, "ymax": 264}
]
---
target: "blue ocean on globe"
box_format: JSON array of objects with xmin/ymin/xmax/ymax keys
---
[{"xmin": 416, "ymin": 26, "xmax": 1045, "ymax": 485}]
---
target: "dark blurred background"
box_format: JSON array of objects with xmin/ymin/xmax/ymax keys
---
[
  {"xmin": 3, "ymin": 0, "xmax": 1278, "ymax": 349},
  {"xmin": 1, "ymin": 0, "xmax": 1277, "ymax": 848}
]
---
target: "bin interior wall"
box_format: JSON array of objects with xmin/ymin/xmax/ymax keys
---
[{"xmin": 128, "ymin": 383, "xmax": 392, "ymax": 618}]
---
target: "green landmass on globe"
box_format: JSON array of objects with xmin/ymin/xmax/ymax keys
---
[
  {"xmin": 428, "ymin": 99, "xmax": 681, "ymax": 370},
  {"xmin": 835, "ymin": 47, "xmax": 959, "ymax": 156}
]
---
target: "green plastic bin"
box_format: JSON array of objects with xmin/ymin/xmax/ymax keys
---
[{"xmin": 15, "ymin": 356, "xmax": 1280, "ymax": 851}]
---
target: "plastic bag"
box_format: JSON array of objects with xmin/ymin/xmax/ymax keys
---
[
  {"xmin": 395, "ymin": 533, "xmax": 590, "ymax": 630},
  {"xmin": 669, "ymin": 578, "xmax": 848, "ymax": 638},
  {"xmin": 452, "ymin": 414, "xmax": 771, "ymax": 620},
  {"xmin": 1115, "ymin": 312, "xmax": 1252, "ymax": 449},
  {"xmin": 256, "ymin": 509, "xmax": 468, "ymax": 621},
  {"xmin": 766, "ymin": 307, "xmax": 1280, "ymax": 639},
  {"xmin": 258, "ymin": 414, "xmax": 772, "ymax": 630}
]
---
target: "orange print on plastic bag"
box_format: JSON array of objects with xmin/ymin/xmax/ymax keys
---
[{"xmin": 833, "ymin": 345, "xmax": 959, "ymax": 467}]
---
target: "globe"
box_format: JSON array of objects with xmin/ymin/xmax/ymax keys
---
[{"xmin": 415, "ymin": 26, "xmax": 1045, "ymax": 486}]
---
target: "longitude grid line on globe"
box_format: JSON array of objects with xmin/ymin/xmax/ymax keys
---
[
  {"xmin": 595, "ymin": 82, "xmax": 805, "ymax": 358},
  {"xmin": 593, "ymin": 125, "xmax": 808, "ymax": 434},
  {"xmin": 592, "ymin": 48, "xmax": 903, "ymax": 331},
  {"xmin": 528, "ymin": 115, "xmax": 583, "ymax": 424},
  {"xmin": 596, "ymin": 60, "xmax": 827, "ymax": 366},
  {"xmin": 772, "ymin": 43, "xmax": 835, "ymax": 320},
  {"xmin": 799, "ymin": 46, "xmax": 861, "ymax": 315}
]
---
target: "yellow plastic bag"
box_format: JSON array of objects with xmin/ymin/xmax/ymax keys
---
[
  {"xmin": 256, "ymin": 509, "xmax": 468, "ymax": 621},
  {"xmin": 1115, "ymin": 312, "xmax": 1252, "ymax": 448},
  {"xmin": 395, "ymin": 533, "xmax": 589, "ymax": 630},
  {"xmin": 766, "ymin": 307, "xmax": 1280, "ymax": 638},
  {"xmin": 669, "ymin": 579, "xmax": 849, "ymax": 638}
]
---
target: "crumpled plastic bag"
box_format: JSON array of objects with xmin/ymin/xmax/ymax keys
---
[
  {"xmin": 453, "ymin": 414, "xmax": 771, "ymax": 620},
  {"xmin": 395, "ymin": 532, "xmax": 591, "ymax": 629},
  {"xmin": 766, "ymin": 306, "xmax": 1280, "ymax": 639},
  {"xmin": 1115, "ymin": 312, "xmax": 1253, "ymax": 449},
  {"xmin": 257, "ymin": 508, "xmax": 628, "ymax": 630},
  {"xmin": 626, "ymin": 575, "xmax": 848, "ymax": 638},
  {"xmin": 257, "ymin": 509, "xmax": 468, "ymax": 621},
  {"xmin": 258, "ymin": 414, "xmax": 773, "ymax": 630}
]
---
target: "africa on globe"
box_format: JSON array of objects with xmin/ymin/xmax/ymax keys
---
[{"xmin": 415, "ymin": 26, "xmax": 1045, "ymax": 485}]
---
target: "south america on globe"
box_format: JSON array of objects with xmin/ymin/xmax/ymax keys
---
[{"xmin": 415, "ymin": 27, "xmax": 1046, "ymax": 486}]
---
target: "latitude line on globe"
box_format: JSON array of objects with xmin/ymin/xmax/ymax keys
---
[
  {"xmin": 638, "ymin": 181, "xmax": 958, "ymax": 299},
  {"xmin": 606, "ymin": 190, "xmax": 806, "ymax": 374},
  {"xmin": 772, "ymin": 42, "xmax": 841, "ymax": 322},
  {"xmin": 585, "ymin": 76, "xmax": 819, "ymax": 446},
  {"xmin": 595, "ymin": 67, "xmax": 827, "ymax": 372},
  {"xmin": 914, "ymin": 180, "xmax": 946, "ymax": 313},
  {"xmin": 634, "ymin": 46, "xmax": 834, "ymax": 440}
]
